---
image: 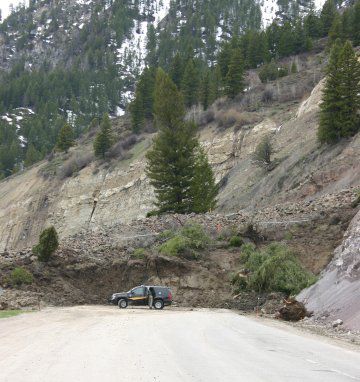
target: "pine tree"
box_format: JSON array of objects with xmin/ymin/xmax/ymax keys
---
[
  {"xmin": 146, "ymin": 69, "xmax": 198, "ymax": 213},
  {"xmin": 170, "ymin": 53, "xmax": 184, "ymax": 89},
  {"xmin": 218, "ymin": 43, "xmax": 232, "ymax": 80},
  {"xmin": 341, "ymin": 8, "xmax": 352, "ymax": 40},
  {"xmin": 130, "ymin": 67, "xmax": 156, "ymax": 132},
  {"xmin": 0, "ymin": 140, "xmax": 20, "ymax": 178},
  {"xmin": 33, "ymin": 226, "xmax": 59, "ymax": 262},
  {"xmin": 278, "ymin": 22, "xmax": 295, "ymax": 57},
  {"xmin": 139, "ymin": 67, "xmax": 156, "ymax": 119},
  {"xmin": 130, "ymin": 93, "xmax": 145, "ymax": 133},
  {"xmin": 94, "ymin": 113, "xmax": 113, "ymax": 158},
  {"xmin": 318, "ymin": 39, "xmax": 360, "ymax": 143},
  {"xmin": 191, "ymin": 147, "xmax": 218, "ymax": 213},
  {"xmin": 56, "ymin": 123, "xmax": 74, "ymax": 153},
  {"xmin": 146, "ymin": 24, "xmax": 157, "ymax": 67},
  {"xmin": 320, "ymin": 0, "xmax": 337, "ymax": 36},
  {"xmin": 146, "ymin": 69, "xmax": 217, "ymax": 214},
  {"xmin": 328, "ymin": 14, "xmax": 343, "ymax": 46},
  {"xmin": 181, "ymin": 59, "xmax": 200, "ymax": 108},
  {"xmin": 201, "ymin": 71, "xmax": 211, "ymax": 110},
  {"xmin": 338, "ymin": 41, "xmax": 360, "ymax": 138},
  {"xmin": 351, "ymin": 1, "xmax": 360, "ymax": 46},
  {"xmin": 318, "ymin": 40, "xmax": 343, "ymax": 143},
  {"xmin": 217, "ymin": 37, "xmax": 240, "ymax": 82},
  {"xmin": 304, "ymin": 11, "xmax": 321, "ymax": 39},
  {"xmin": 211, "ymin": 65, "xmax": 223, "ymax": 101},
  {"xmin": 225, "ymin": 48, "xmax": 244, "ymax": 99},
  {"xmin": 24, "ymin": 144, "xmax": 42, "ymax": 167}
]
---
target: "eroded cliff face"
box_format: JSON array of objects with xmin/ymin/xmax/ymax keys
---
[
  {"xmin": 0, "ymin": 77, "xmax": 359, "ymax": 252},
  {"xmin": 299, "ymin": 209, "xmax": 360, "ymax": 330}
]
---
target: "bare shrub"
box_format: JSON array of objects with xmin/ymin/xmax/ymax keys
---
[
  {"xmin": 237, "ymin": 112, "xmax": 260, "ymax": 128},
  {"xmin": 216, "ymin": 109, "xmax": 261, "ymax": 131},
  {"xmin": 216, "ymin": 109, "xmax": 242, "ymax": 130},
  {"xmin": 58, "ymin": 152, "xmax": 93, "ymax": 179},
  {"xmin": 239, "ymin": 91, "xmax": 262, "ymax": 111},
  {"xmin": 121, "ymin": 134, "xmax": 137, "ymax": 150},
  {"xmin": 277, "ymin": 80, "xmax": 312, "ymax": 103},
  {"xmin": 143, "ymin": 122, "xmax": 156, "ymax": 133},
  {"xmin": 253, "ymin": 135, "xmax": 274, "ymax": 171},
  {"xmin": 198, "ymin": 109, "xmax": 215, "ymax": 127},
  {"xmin": 213, "ymin": 97, "xmax": 228, "ymax": 111},
  {"xmin": 106, "ymin": 134, "xmax": 138, "ymax": 160},
  {"xmin": 262, "ymin": 88, "xmax": 274, "ymax": 104},
  {"xmin": 46, "ymin": 151, "xmax": 54, "ymax": 162},
  {"xmin": 87, "ymin": 127, "xmax": 98, "ymax": 138},
  {"xmin": 107, "ymin": 141, "xmax": 124, "ymax": 160}
]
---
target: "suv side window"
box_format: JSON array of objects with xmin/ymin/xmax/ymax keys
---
[
  {"xmin": 132, "ymin": 287, "xmax": 146, "ymax": 297},
  {"xmin": 155, "ymin": 288, "xmax": 166, "ymax": 297}
]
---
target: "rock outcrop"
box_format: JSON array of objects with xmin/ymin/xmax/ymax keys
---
[{"xmin": 299, "ymin": 209, "xmax": 360, "ymax": 330}]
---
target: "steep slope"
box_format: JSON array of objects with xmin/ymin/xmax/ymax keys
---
[
  {"xmin": 299, "ymin": 209, "xmax": 360, "ymax": 330},
  {"xmin": 0, "ymin": 49, "xmax": 359, "ymax": 256}
]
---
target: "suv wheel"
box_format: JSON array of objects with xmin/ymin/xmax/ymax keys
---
[
  {"xmin": 118, "ymin": 299, "xmax": 128, "ymax": 309},
  {"xmin": 154, "ymin": 299, "xmax": 164, "ymax": 310}
]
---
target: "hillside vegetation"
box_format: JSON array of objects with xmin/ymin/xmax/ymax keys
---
[{"xmin": 1, "ymin": 0, "xmax": 359, "ymax": 179}]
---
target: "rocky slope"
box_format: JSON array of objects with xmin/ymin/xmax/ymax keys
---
[
  {"xmin": 1, "ymin": 49, "xmax": 359, "ymax": 256},
  {"xmin": 299, "ymin": 208, "xmax": 360, "ymax": 330}
]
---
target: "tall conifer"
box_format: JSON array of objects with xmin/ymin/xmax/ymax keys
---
[
  {"xmin": 225, "ymin": 48, "xmax": 244, "ymax": 99},
  {"xmin": 338, "ymin": 41, "xmax": 360, "ymax": 137},
  {"xmin": 56, "ymin": 123, "xmax": 74, "ymax": 153},
  {"xmin": 319, "ymin": 40, "xmax": 360, "ymax": 143},
  {"xmin": 181, "ymin": 59, "xmax": 200, "ymax": 107},
  {"xmin": 170, "ymin": 53, "xmax": 184, "ymax": 89},
  {"xmin": 320, "ymin": 0, "xmax": 337, "ymax": 36},
  {"xmin": 146, "ymin": 69, "xmax": 198, "ymax": 213},
  {"xmin": 94, "ymin": 113, "xmax": 113, "ymax": 158},
  {"xmin": 146, "ymin": 69, "xmax": 217, "ymax": 214},
  {"xmin": 318, "ymin": 40, "xmax": 343, "ymax": 143},
  {"xmin": 201, "ymin": 71, "xmax": 211, "ymax": 110},
  {"xmin": 190, "ymin": 148, "xmax": 218, "ymax": 213}
]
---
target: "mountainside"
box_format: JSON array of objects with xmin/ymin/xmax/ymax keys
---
[
  {"xmin": 0, "ymin": 0, "xmax": 359, "ymax": 333},
  {"xmin": 0, "ymin": 47, "xmax": 359, "ymax": 263},
  {"xmin": 0, "ymin": 0, "xmax": 325, "ymax": 176}
]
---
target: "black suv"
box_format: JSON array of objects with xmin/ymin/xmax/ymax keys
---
[{"xmin": 109, "ymin": 285, "xmax": 172, "ymax": 310}]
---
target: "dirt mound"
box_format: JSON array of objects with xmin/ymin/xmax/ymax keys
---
[{"xmin": 0, "ymin": 244, "xmax": 241, "ymax": 309}]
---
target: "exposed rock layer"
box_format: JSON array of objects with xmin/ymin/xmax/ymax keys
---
[{"xmin": 299, "ymin": 209, "xmax": 360, "ymax": 330}]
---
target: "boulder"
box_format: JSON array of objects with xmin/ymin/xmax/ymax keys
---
[
  {"xmin": 332, "ymin": 319, "xmax": 343, "ymax": 328},
  {"xmin": 277, "ymin": 298, "xmax": 310, "ymax": 321}
]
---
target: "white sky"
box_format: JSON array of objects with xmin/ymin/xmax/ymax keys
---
[{"xmin": 0, "ymin": 0, "xmax": 24, "ymax": 19}]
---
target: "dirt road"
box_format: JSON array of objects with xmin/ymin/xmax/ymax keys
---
[{"xmin": 0, "ymin": 306, "xmax": 359, "ymax": 382}]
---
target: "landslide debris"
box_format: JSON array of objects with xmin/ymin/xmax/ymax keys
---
[{"xmin": 276, "ymin": 298, "xmax": 310, "ymax": 322}]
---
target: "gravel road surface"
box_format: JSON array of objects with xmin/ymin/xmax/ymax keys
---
[{"xmin": 0, "ymin": 306, "xmax": 359, "ymax": 382}]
